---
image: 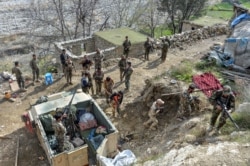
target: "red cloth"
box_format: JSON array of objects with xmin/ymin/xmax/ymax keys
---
[{"xmin": 192, "ymin": 72, "xmax": 223, "ymax": 97}]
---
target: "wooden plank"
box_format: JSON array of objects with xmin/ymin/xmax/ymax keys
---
[
  {"xmin": 97, "ymin": 138, "xmax": 108, "ymax": 157},
  {"xmin": 105, "ymin": 132, "xmax": 119, "ymax": 157},
  {"xmin": 9, "ymin": 81, "xmax": 20, "ymax": 92},
  {"xmin": 52, "ymin": 153, "xmax": 68, "ymax": 166},
  {"xmin": 67, "ymin": 145, "xmax": 88, "ymax": 166}
]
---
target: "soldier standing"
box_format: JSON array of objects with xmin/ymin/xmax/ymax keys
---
[
  {"xmin": 123, "ymin": 61, "xmax": 133, "ymax": 91},
  {"xmin": 93, "ymin": 48, "xmax": 104, "ymax": 70},
  {"xmin": 118, "ymin": 55, "xmax": 127, "ymax": 82},
  {"xmin": 79, "ymin": 55, "xmax": 93, "ymax": 71},
  {"xmin": 144, "ymin": 37, "xmax": 152, "ymax": 61},
  {"xmin": 60, "ymin": 49, "xmax": 69, "ymax": 74},
  {"xmin": 161, "ymin": 39, "xmax": 169, "ymax": 62},
  {"xmin": 65, "ymin": 57, "xmax": 75, "ymax": 85},
  {"xmin": 104, "ymin": 76, "xmax": 114, "ymax": 104},
  {"xmin": 12, "ymin": 61, "xmax": 26, "ymax": 91},
  {"xmin": 176, "ymin": 84, "xmax": 198, "ymax": 121},
  {"xmin": 123, "ymin": 36, "xmax": 131, "ymax": 59},
  {"xmin": 30, "ymin": 54, "xmax": 40, "ymax": 83},
  {"xmin": 93, "ymin": 67, "xmax": 104, "ymax": 95},
  {"xmin": 143, "ymin": 99, "xmax": 165, "ymax": 130},
  {"xmin": 52, "ymin": 112, "xmax": 66, "ymax": 153},
  {"xmin": 207, "ymin": 85, "xmax": 235, "ymax": 134}
]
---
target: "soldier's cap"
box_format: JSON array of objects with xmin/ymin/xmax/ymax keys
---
[
  {"xmin": 127, "ymin": 61, "xmax": 131, "ymax": 65},
  {"xmin": 223, "ymin": 85, "xmax": 231, "ymax": 95},
  {"xmin": 156, "ymin": 99, "xmax": 164, "ymax": 105}
]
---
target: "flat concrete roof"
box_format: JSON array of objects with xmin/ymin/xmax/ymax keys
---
[{"xmin": 94, "ymin": 27, "xmax": 148, "ymax": 46}]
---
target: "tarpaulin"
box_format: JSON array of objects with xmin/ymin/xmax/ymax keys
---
[
  {"xmin": 192, "ymin": 73, "xmax": 223, "ymax": 97},
  {"xmin": 231, "ymin": 13, "xmax": 250, "ymax": 28}
]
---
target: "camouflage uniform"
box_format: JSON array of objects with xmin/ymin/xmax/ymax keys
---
[
  {"xmin": 93, "ymin": 69, "xmax": 104, "ymax": 95},
  {"xmin": 123, "ymin": 37, "xmax": 131, "ymax": 59},
  {"xmin": 60, "ymin": 50, "xmax": 68, "ymax": 73},
  {"xmin": 208, "ymin": 88, "xmax": 235, "ymax": 131},
  {"xmin": 30, "ymin": 55, "xmax": 40, "ymax": 82},
  {"xmin": 104, "ymin": 77, "xmax": 114, "ymax": 103},
  {"xmin": 65, "ymin": 59, "xmax": 75, "ymax": 85},
  {"xmin": 123, "ymin": 63, "xmax": 133, "ymax": 91},
  {"xmin": 118, "ymin": 56, "xmax": 127, "ymax": 81},
  {"xmin": 144, "ymin": 38, "xmax": 152, "ymax": 60},
  {"xmin": 161, "ymin": 40, "xmax": 169, "ymax": 62},
  {"xmin": 93, "ymin": 50, "xmax": 104, "ymax": 70},
  {"xmin": 12, "ymin": 65, "xmax": 25, "ymax": 89},
  {"xmin": 86, "ymin": 71, "xmax": 94, "ymax": 95},
  {"xmin": 52, "ymin": 119, "xmax": 66, "ymax": 153},
  {"xmin": 143, "ymin": 99, "xmax": 165, "ymax": 130}
]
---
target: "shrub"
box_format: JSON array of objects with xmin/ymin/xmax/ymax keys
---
[{"xmin": 170, "ymin": 60, "xmax": 193, "ymax": 82}]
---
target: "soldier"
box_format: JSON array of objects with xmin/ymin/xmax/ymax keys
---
[
  {"xmin": 122, "ymin": 36, "xmax": 131, "ymax": 59},
  {"xmin": 123, "ymin": 61, "xmax": 133, "ymax": 91},
  {"xmin": 93, "ymin": 48, "xmax": 104, "ymax": 70},
  {"xmin": 86, "ymin": 71, "xmax": 94, "ymax": 95},
  {"xmin": 79, "ymin": 55, "xmax": 93, "ymax": 71},
  {"xmin": 65, "ymin": 57, "xmax": 75, "ymax": 85},
  {"xmin": 60, "ymin": 49, "xmax": 69, "ymax": 74},
  {"xmin": 30, "ymin": 54, "xmax": 40, "ymax": 83},
  {"xmin": 110, "ymin": 91, "xmax": 124, "ymax": 117},
  {"xmin": 93, "ymin": 67, "xmax": 104, "ymax": 95},
  {"xmin": 12, "ymin": 61, "xmax": 27, "ymax": 91},
  {"xmin": 176, "ymin": 84, "xmax": 199, "ymax": 121},
  {"xmin": 144, "ymin": 37, "xmax": 152, "ymax": 61},
  {"xmin": 207, "ymin": 85, "xmax": 235, "ymax": 134},
  {"xmin": 103, "ymin": 76, "xmax": 114, "ymax": 104},
  {"xmin": 143, "ymin": 99, "xmax": 165, "ymax": 130},
  {"xmin": 81, "ymin": 72, "xmax": 89, "ymax": 94},
  {"xmin": 52, "ymin": 112, "xmax": 66, "ymax": 153},
  {"xmin": 161, "ymin": 38, "xmax": 169, "ymax": 62},
  {"xmin": 118, "ymin": 55, "xmax": 127, "ymax": 82}
]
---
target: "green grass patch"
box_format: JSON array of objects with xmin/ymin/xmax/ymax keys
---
[
  {"xmin": 94, "ymin": 27, "xmax": 148, "ymax": 46},
  {"xmin": 170, "ymin": 60, "xmax": 194, "ymax": 82},
  {"xmin": 206, "ymin": 10, "xmax": 233, "ymax": 20},
  {"xmin": 222, "ymin": 111, "xmax": 250, "ymax": 138}
]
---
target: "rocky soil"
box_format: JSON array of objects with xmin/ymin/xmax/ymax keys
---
[{"xmin": 1, "ymin": 34, "xmax": 250, "ymax": 166}]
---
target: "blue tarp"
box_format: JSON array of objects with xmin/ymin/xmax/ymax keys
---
[{"xmin": 231, "ymin": 13, "xmax": 250, "ymax": 28}]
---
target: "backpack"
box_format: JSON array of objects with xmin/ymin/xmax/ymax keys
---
[{"xmin": 81, "ymin": 77, "xmax": 89, "ymax": 87}]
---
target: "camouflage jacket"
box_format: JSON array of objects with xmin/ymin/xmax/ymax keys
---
[
  {"xmin": 162, "ymin": 42, "xmax": 169, "ymax": 52},
  {"xmin": 124, "ymin": 67, "xmax": 133, "ymax": 79},
  {"xmin": 12, "ymin": 66, "xmax": 22, "ymax": 79},
  {"xmin": 104, "ymin": 79, "xmax": 114, "ymax": 93},
  {"xmin": 144, "ymin": 41, "xmax": 152, "ymax": 50},
  {"xmin": 178, "ymin": 90, "xmax": 193, "ymax": 112},
  {"xmin": 30, "ymin": 59, "xmax": 39, "ymax": 70},
  {"xmin": 52, "ymin": 120, "xmax": 66, "ymax": 139},
  {"xmin": 209, "ymin": 90, "xmax": 235, "ymax": 110},
  {"xmin": 118, "ymin": 59, "xmax": 127, "ymax": 70},
  {"xmin": 93, "ymin": 52, "xmax": 104, "ymax": 64},
  {"xmin": 93, "ymin": 70, "xmax": 104, "ymax": 82},
  {"xmin": 123, "ymin": 40, "xmax": 131, "ymax": 51}
]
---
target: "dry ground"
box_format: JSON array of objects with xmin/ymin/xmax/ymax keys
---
[{"xmin": 0, "ymin": 35, "xmax": 227, "ymax": 166}]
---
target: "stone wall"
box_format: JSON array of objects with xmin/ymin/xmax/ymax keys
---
[
  {"xmin": 54, "ymin": 24, "xmax": 229, "ymax": 61},
  {"xmin": 182, "ymin": 21, "xmax": 204, "ymax": 32},
  {"xmin": 168, "ymin": 25, "xmax": 229, "ymax": 49}
]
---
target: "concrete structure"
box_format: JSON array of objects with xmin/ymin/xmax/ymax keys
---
[{"xmin": 54, "ymin": 28, "xmax": 148, "ymax": 60}]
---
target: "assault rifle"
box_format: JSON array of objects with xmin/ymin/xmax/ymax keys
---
[
  {"xmin": 62, "ymin": 89, "xmax": 78, "ymax": 140},
  {"xmin": 217, "ymin": 100, "xmax": 239, "ymax": 130}
]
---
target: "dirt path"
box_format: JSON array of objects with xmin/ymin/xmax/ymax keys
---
[{"xmin": 0, "ymin": 35, "xmax": 226, "ymax": 166}]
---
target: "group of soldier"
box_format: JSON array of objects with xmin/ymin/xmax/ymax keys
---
[
  {"xmin": 11, "ymin": 54, "xmax": 40, "ymax": 92},
  {"xmin": 144, "ymin": 83, "xmax": 235, "ymax": 135}
]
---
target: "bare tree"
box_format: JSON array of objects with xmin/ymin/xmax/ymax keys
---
[
  {"xmin": 138, "ymin": 0, "xmax": 165, "ymax": 37},
  {"xmin": 28, "ymin": 0, "xmax": 99, "ymax": 40},
  {"xmin": 159, "ymin": 0, "xmax": 207, "ymax": 33}
]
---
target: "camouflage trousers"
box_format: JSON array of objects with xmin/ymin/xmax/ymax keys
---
[
  {"xmin": 32, "ymin": 69, "xmax": 39, "ymax": 82},
  {"xmin": 161, "ymin": 50, "xmax": 168, "ymax": 62},
  {"xmin": 144, "ymin": 111, "xmax": 158, "ymax": 129},
  {"xmin": 57, "ymin": 136, "xmax": 65, "ymax": 153},
  {"xmin": 120, "ymin": 69, "xmax": 125, "ymax": 81},
  {"xmin": 210, "ymin": 108, "xmax": 228, "ymax": 130},
  {"xmin": 95, "ymin": 81, "xmax": 102, "ymax": 95},
  {"xmin": 125, "ymin": 78, "xmax": 130, "ymax": 90},
  {"xmin": 17, "ymin": 76, "xmax": 25, "ymax": 89},
  {"xmin": 65, "ymin": 69, "xmax": 72, "ymax": 83}
]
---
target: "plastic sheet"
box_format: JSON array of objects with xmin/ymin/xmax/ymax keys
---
[{"xmin": 98, "ymin": 150, "xmax": 137, "ymax": 166}]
